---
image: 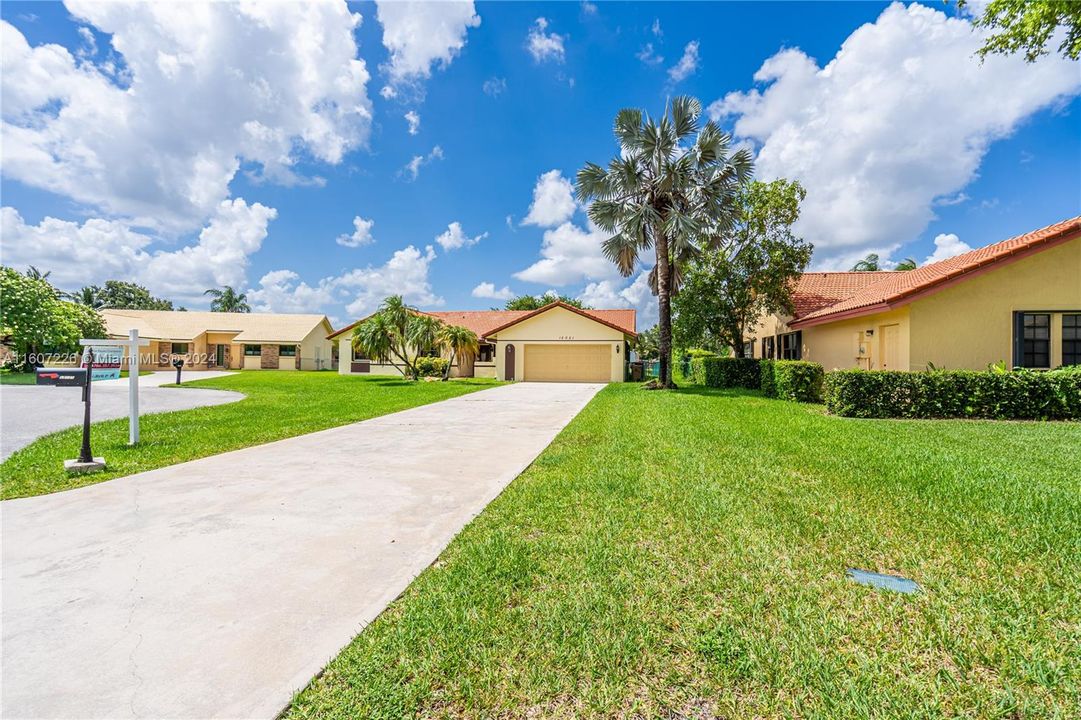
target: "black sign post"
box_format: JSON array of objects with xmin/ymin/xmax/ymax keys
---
[{"xmin": 36, "ymin": 348, "xmax": 106, "ymax": 474}]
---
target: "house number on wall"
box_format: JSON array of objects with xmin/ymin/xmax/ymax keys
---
[{"xmin": 558, "ymin": 335, "xmax": 575, "ymax": 340}]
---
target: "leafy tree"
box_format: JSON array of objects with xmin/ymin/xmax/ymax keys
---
[
  {"xmin": 673, "ymin": 179, "xmax": 812, "ymax": 357},
  {"xmin": 894, "ymin": 258, "xmax": 918, "ymax": 271},
  {"xmin": 633, "ymin": 325, "xmax": 660, "ymax": 360},
  {"xmin": 961, "ymin": 0, "xmax": 1081, "ymax": 62},
  {"xmin": 576, "ymin": 96, "xmax": 753, "ymax": 388},
  {"xmin": 204, "ymin": 285, "xmax": 251, "ymax": 313},
  {"xmin": 1, "ymin": 267, "xmax": 106, "ymax": 370},
  {"xmin": 851, "ymin": 253, "xmax": 882, "ymax": 272},
  {"xmin": 501, "ymin": 293, "xmax": 588, "ymax": 311},
  {"xmin": 66, "ymin": 280, "xmax": 176, "ymax": 310},
  {"xmin": 438, "ymin": 324, "xmax": 479, "ymax": 381}
]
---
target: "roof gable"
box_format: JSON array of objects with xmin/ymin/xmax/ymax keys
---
[
  {"xmin": 328, "ymin": 302, "xmax": 637, "ymax": 341},
  {"xmin": 790, "ymin": 216, "xmax": 1081, "ymax": 328},
  {"xmin": 101, "ymin": 310, "xmax": 331, "ymax": 343},
  {"xmin": 482, "ymin": 301, "xmax": 637, "ymax": 338}
]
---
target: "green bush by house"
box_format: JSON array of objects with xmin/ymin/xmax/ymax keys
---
[
  {"xmin": 824, "ymin": 366, "xmax": 1081, "ymax": 420},
  {"xmin": 760, "ymin": 360, "xmax": 825, "ymax": 402},
  {"xmin": 691, "ymin": 357, "xmax": 760, "ymax": 389},
  {"xmin": 415, "ymin": 356, "xmax": 449, "ymax": 377}
]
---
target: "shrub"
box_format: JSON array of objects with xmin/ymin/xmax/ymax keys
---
[
  {"xmin": 415, "ymin": 356, "xmax": 449, "ymax": 378},
  {"xmin": 691, "ymin": 357, "xmax": 760, "ymax": 389},
  {"xmin": 761, "ymin": 360, "xmax": 824, "ymax": 402},
  {"xmin": 823, "ymin": 367, "xmax": 1081, "ymax": 420}
]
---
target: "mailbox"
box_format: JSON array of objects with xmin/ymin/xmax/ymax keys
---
[{"xmin": 36, "ymin": 368, "xmax": 88, "ymax": 387}]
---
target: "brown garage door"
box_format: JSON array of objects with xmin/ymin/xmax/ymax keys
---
[{"xmin": 523, "ymin": 344, "xmax": 611, "ymax": 382}]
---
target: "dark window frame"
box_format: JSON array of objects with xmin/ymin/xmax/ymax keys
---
[
  {"xmin": 1063, "ymin": 314, "xmax": 1081, "ymax": 366},
  {"xmin": 477, "ymin": 343, "xmax": 495, "ymax": 363},
  {"xmin": 278, "ymin": 345, "xmax": 297, "ymax": 357},
  {"xmin": 351, "ymin": 347, "xmax": 368, "ymax": 362},
  {"xmin": 779, "ymin": 331, "xmax": 802, "ymax": 360},
  {"xmin": 244, "ymin": 344, "xmax": 262, "ymax": 357},
  {"xmin": 743, "ymin": 340, "xmax": 755, "ymax": 358},
  {"xmin": 171, "ymin": 342, "xmax": 189, "ymax": 355},
  {"xmin": 1014, "ymin": 312, "xmax": 1051, "ymax": 369}
]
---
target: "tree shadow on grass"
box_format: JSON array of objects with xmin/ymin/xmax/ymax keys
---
[{"xmin": 670, "ymin": 385, "xmax": 762, "ymax": 399}]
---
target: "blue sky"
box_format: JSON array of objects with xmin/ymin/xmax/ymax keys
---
[{"xmin": 2, "ymin": 1, "xmax": 1079, "ymax": 328}]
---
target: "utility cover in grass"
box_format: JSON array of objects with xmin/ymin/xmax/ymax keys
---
[{"xmin": 846, "ymin": 568, "xmax": 920, "ymax": 594}]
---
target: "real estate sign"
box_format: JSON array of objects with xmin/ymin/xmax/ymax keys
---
[{"xmin": 81, "ymin": 346, "xmax": 122, "ymax": 381}]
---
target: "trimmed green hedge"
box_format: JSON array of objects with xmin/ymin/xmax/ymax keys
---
[
  {"xmin": 691, "ymin": 357, "xmax": 760, "ymax": 389},
  {"xmin": 761, "ymin": 360, "xmax": 825, "ymax": 403},
  {"xmin": 824, "ymin": 367, "xmax": 1081, "ymax": 420}
]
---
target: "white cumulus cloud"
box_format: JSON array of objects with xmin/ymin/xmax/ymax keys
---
[
  {"xmin": 924, "ymin": 232, "xmax": 974, "ymax": 264},
  {"xmin": 404, "ymin": 110, "xmax": 421, "ymax": 135},
  {"xmin": 401, "ymin": 145, "xmax": 444, "ymax": 181},
  {"xmin": 376, "ymin": 0, "xmax": 480, "ymax": 97},
  {"xmin": 471, "ymin": 282, "xmax": 515, "ymax": 300},
  {"xmin": 527, "ymin": 17, "xmax": 565, "ymax": 63},
  {"xmin": 336, "ymin": 215, "xmax": 376, "ymax": 247},
  {"xmin": 579, "ymin": 271, "xmax": 656, "ymax": 328},
  {"xmin": 708, "ymin": 2, "xmax": 1080, "ymax": 269},
  {"xmin": 435, "ymin": 221, "xmax": 487, "ymax": 251},
  {"xmin": 522, "ymin": 169, "xmax": 577, "ymax": 227},
  {"xmin": 667, "ymin": 40, "xmax": 699, "ymax": 83},
  {"xmin": 1, "ymin": 2, "xmax": 371, "ymax": 231},
  {"xmin": 515, "ymin": 219, "xmax": 619, "ymax": 286},
  {"xmin": 2, "ymin": 199, "xmax": 276, "ymax": 304}
]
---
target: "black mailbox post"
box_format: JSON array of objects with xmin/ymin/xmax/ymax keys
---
[
  {"xmin": 172, "ymin": 357, "xmax": 185, "ymax": 385},
  {"xmin": 36, "ymin": 348, "xmax": 102, "ymax": 472}
]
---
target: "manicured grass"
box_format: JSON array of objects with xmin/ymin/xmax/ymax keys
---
[
  {"xmin": 1, "ymin": 372, "xmax": 499, "ymax": 499},
  {"xmin": 288, "ymin": 384, "xmax": 1081, "ymax": 719},
  {"xmin": 0, "ymin": 371, "xmax": 36, "ymax": 385}
]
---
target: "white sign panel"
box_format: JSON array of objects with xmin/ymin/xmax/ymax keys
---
[{"xmin": 81, "ymin": 346, "xmax": 122, "ymax": 381}]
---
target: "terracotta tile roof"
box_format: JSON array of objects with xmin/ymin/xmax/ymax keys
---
[
  {"xmin": 425, "ymin": 310, "xmax": 531, "ymax": 337},
  {"xmin": 790, "ymin": 216, "xmax": 1081, "ymax": 328},
  {"xmin": 327, "ymin": 303, "xmax": 637, "ymax": 340},
  {"xmin": 791, "ymin": 272, "xmax": 894, "ymax": 317},
  {"xmin": 101, "ymin": 310, "xmax": 331, "ymax": 343}
]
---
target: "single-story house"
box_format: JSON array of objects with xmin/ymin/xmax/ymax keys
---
[
  {"xmin": 329, "ymin": 301, "xmax": 637, "ymax": 382},
  {"xmin": 100, "ymin": 310, "xmax": 336, "ymax": 371},
  {"xmin": 744, "ymin": 216, "xmax": 1081, "ymax": 371}
]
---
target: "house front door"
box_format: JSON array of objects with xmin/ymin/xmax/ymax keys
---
[
  {"xmin": 504, "ymin": 344, "xmax": 515, "ymax": 381},
  {"xmin": 879, "ymin": 324, "xmax": 901, "ymax": 369},
  {"xmin": 216, "ymin": 344, "xmax": 225, "ymax": 368}
]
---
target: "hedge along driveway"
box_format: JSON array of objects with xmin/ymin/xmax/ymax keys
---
[
  {"xmin": 0, "ymin": 372, "xmax": 501, "ymax": 499},
  {"xmin": 286, "ymin": 384, "xmax": 1081, "ymax": 719}
]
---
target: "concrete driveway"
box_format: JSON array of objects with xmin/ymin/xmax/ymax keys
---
[
  {"xmin": 0, "ymin": 371, "xmax": 241, "ymax": 460},
  {"xmin": 1, "ymin": 381, "xmax": 603, "ymax": 719}
]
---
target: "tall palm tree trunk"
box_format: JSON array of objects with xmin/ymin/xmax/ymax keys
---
[{"xmin": 655, "ymin": 229, "xmax": 675, "ymax": 388}]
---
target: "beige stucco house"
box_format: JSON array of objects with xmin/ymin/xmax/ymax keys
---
[
  {"xmin": 100, "ymin": 310, "xmax": 335, "ymax": 371},
  {"xmin": 744, "ymin": 216, "xmax": 1081, "ymax": 371},
  {"xmin": 329, "ymin": 302, "xmax": 637, "ymax": 382}
]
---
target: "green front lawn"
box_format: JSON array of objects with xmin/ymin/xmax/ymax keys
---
[
  {"xmin": 1, "ymin": 372, "xmax": 499, "ymax": 499},
  {"xmin": 288, "ymin": 384, "xmax": 1081, "ymax": 719},
  {"xmin": 0, "ymin": 371, "xmax": 37, "ymax": 385}
]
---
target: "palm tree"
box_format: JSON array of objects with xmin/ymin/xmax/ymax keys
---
[
  {"xmin": 204, "ymin": 285, "xmax": 251, "ymax": 313},
  {"xmin": 438, "ymin": 324, "xmax": 479, "ymax": 381},
  {"xmin": 24, "ymin": 266, "xmax": 51, "ymax": 281},
  {"xmin": 64, "ymin": 285, "xmax": 105, "ymax": 308},
  {"xmin": 894, "ymin": 257, "xmax": 918, "ymax": 271},
  {"xmin": 576, "ymin": 96, "xmax": 753, "ymax": 388},
  {"xmin": 351, "ymin": 295, "xmax": 428, "ymax": 379},
  {"xmin": 851, "ymin": 253, "xmax": 881, "ymax": 272}
]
